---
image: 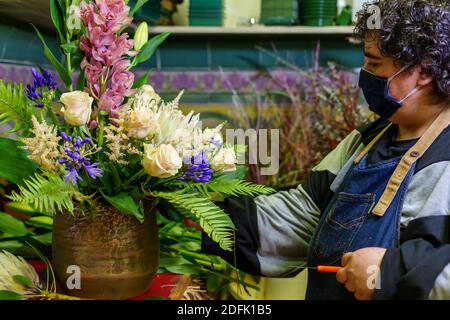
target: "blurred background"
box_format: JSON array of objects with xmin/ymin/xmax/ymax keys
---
[{"xmin": 0, "ymin": 0, "xmax": 371, "ymax": 300}]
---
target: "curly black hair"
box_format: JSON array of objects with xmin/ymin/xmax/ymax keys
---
[{"xmin": 354, "ymin": 0, "xmax": 450, "ymax": 100}]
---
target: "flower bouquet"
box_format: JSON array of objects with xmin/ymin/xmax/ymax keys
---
[{"xmin": 0, "ymin": 0, "xmax": 274, "ymax": 299}]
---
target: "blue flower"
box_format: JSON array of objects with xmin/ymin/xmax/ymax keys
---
[
  {"xmin": 64, "ymin": 167, "xmax": 82, "ymax": 185},
  {"xmin": 85, "ymin": 162, "xmax": 103, "ymax": 179},
  {"xmin": 26, "ymin": 68, "xmax": 58, "ymax": 108},
  {"xmin": 180, "ymin": 151, "xmax": 214, "ymax": 183},
  {"xmin": 60, "ymin": 133, "xmax": 103, "ymax": 185}
]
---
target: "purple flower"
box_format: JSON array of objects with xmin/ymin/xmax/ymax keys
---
[
  {"xmin": 64, "ymin": 168, "xmax": 82, "ymax": 185},
  {"xmin": 180, "ymin": 151, "xmax": 214, "ymax": 183},
  {"xmin": 25, "ymin": 68, "xmax": 58, "ymax": 108},
  {"xmin": 253, "ymin": 76, "xmax": 270, "ymax": 92},
  {"xmin": 202, "ymin": 73, "xmax": 218, "ymax": 91},
  {"xmin": 60, "ymin": 133, "xmax": 103, "ymax": 185},
  {"xmin": 223, "ymin": 73, "xmax": 249, "ymax": 90},
  {"xmin": 150, "ymin": 73, "xmax": 165, "ymax": 91},
  {"xmin": 171, "ymin": 74, "xmax": 197, "ymax": 90},
  {"xmin": 85, "ymin": 162, "xmax": 103, "ymax": 179},
  {"xmin": 272, "ymin": 71, "xmax": 300, "ymax": 90}
]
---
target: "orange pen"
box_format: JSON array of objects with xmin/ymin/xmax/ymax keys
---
[{"xmin": 307, "ymin": 265, "xmax": 341, "ymax": 273}]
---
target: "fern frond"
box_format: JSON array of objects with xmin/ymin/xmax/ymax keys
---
[
  {"xmin": 7, "ymin": 173, "xmax": 79, "ymax": 215},
  {"xmin": 207, "ymin": 179, "xmax": 276, "ymax": 197},
  {"xmin": 0, "ymin": 81, "xmax": 35, "ymax": 134},
  {"xmin": 150, "ymin": 190, "xmax": 235, "ymax": 251}
]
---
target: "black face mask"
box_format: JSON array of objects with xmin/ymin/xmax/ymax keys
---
[{"xmin": 358, "ymin": 66, "xmax": 420, "ymax": 119}]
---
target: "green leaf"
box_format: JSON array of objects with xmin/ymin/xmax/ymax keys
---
[
  {"xmin": 0, "ymin": 212, "xmax": 29, "ymax": 236},
  {"xmin": 130, "ymin": 0, "xmax": 150, "ymax": 16},
  {"xmin": 132, "ymin": 72, "xmax": 149, "ymax": 89},
  {"xmin": 0, "ymin": 81, "xmax": 37, "ymax": 134},
  {"xmin": 101, "ymin": 192, "xmax": 144, "ymax": 222},
  {"xmin": 27, "ymin": 216, "xmax": 53, "ymax": 230},
  {"xmin": 159, "ymin": 257, "xmax": 192, "ymax": 267},
  {"xmin": 13, "ymin": 275, "xmax": 34, "ymax": 288},
  {"xmin": 0, "ymin": 290, "xmax": 22, "ymax": 300},
  {"xmin": 165, "ymin": 265, "xmax": 202, "ymax": 276},
  {"xmin": 213, "ymin": 165, "xmax": 248, "ymax": 181},
  {"xmin": 134, "ymin": 32, "xmax": 170, "ymax": 65},
  {"xmin": 0, "ymin": 240, "xmax": 24, "ymax": 251},
  {"xmin": 0, "ymin": 138, "xmax": 38, "ymax": 185},
  {"xmin": 169, "ymin": 241, "xmax": 201, "ymax": 252},
  {"xmin": 207, "ymin": 180, "xmax": 276, "ymax": 197},
  {"xmin": 7, "ymin": 173, "xmax": 78, "ymax": 214},
  {"xmin": 50, "ymin": 0, "xmax": 64, "ymax": 41},
  {"xmin": 76, "ymin": 69, "xmax": 86, "ymax": 91},
  {"xmin": 32, "ymin": 25, "xmax": 72, "ymax": 88},
  {"xmin": 60, "ymin": 41, "xmax": 80, "ymax": 55},
  {"xmin": 31, "ymin": 232, "xmax": 52, "ymax": 246},
  {"xmin": 149, "ymin": 190, "xmax": 235, "ymax": 251},
  {"xmin": 5, "ymin": 202, "xmax": 52, "ymax": 217},
  {"xmin": 71, "ymin": 51, "xmax": 84, "ymax": 70}
]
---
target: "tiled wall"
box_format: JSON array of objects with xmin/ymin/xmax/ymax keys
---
[{"xmin": 0, "ymin": 23, "xmax": 364, "ymax": 72}]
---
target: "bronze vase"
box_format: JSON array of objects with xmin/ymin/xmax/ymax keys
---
[{"xmin": 52, "ymin": 201, "xmax": 159, "ymax": 300}]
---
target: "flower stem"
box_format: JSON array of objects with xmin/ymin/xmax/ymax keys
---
[
  {"xmin": 65, "ymin": 0, "xmax": 73, "ymax": 91},
  {"xmin": 123, "ymin": 169, "xmax": 145, "ymax": 188},
  {"xmin": 48, "ymin": 105, "xmax": 59, "ymax": 126},
  {"xmin": 97, "ymin": 114, "xmax": 105, "ymax": 147}
]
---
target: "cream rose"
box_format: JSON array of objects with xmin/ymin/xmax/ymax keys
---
[
  {"xmin": 143, "ymin": 144, "xmax": 182, "ymax": 178},
  {"xmin": 210, "ymin": 147, "xmax": 237, "ymax": 172},
  {"xmin": 60, "ymin": 91, "xmax": 93, "ymax": 126},
  {"xmin": 124, "ymin": 105, "xmax": 158, "ymax": 139}
]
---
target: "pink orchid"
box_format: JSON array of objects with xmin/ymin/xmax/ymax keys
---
[
  {"xmin": 111, "ymin": 69, "xmax": 134, "ymax": 96},
  {"xmin": 87, "ymin": 26, "xmax": 115, "ymax": 48},
  {"xmin": 80, "ymin": 36, "xmax": 92, "ymax": 58},
  {"xmin": 96, "ymin": 0, "xmax": 132, "ymax": 32},
  {"xmin": 110, "ymin": 33, "xmax": 136, "ymax": 58},
  {"xmin": 85, "ymin": 60, "xmax": 103, "ymax": 84},
  {"xmin": 79, "ymin": 0, "xmax": 136, "ymax": 117}
]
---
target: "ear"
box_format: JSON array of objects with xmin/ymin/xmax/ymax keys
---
[{"xmin": 416, "ymin": 65, "xmax": 434, "ymax": 87}]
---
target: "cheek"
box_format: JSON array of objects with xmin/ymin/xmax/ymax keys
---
[{"xmin": 388, "ymin": 75, "xmax": 416, "ymax": 100}]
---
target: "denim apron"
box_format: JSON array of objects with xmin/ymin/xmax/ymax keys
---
[{"xmin": 305, "ymin": 108, "xmax": 450, "ymax": 300}]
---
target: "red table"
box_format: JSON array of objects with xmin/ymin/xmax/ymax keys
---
[{"xmin": 28, "ymin": 260, "xmax": 188, "ymax": 300}]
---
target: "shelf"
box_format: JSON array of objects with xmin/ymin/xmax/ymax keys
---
[{"xmin": 147, "ymin": 26, "xmax": 355, "ymax": 36}]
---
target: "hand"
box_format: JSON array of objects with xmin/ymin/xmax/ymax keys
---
[{"xmin": 336, "ymin": 247, "xmax": 387, "ymax": 300}]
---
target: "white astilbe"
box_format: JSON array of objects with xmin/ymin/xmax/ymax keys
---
[
  {"xmin": 104, "ymin": 125, "xmax": 141, "ymax": 165},
  {"xmin": 122, "ymin": 88, "xmax": 227, "ymax": 164},
  {"xmin": 21, "ymin": 116, "xmax": 62, "ymax": 172}
]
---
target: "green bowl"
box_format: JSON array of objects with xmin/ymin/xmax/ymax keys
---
[{"xmin": 302, "ymin": 17, "xmax": 335, "ymax": 26}]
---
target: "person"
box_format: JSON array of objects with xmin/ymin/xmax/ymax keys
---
[{"xmin": 199, "ymin": 0, "xmax": 450, "ymax": 300}]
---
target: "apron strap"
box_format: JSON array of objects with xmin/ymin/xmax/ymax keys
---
[
  {"xmin": 372, "ymin": 107, "xmax": 450, "ymax": 216},
  {"xmin": 354, "ymin": 123, "xmax": 393, "ymax": 164}
]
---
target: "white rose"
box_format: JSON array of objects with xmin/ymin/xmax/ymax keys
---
[
  {"xmin": 210, "ymin": 147, "xmax": 237, "ymax": 172},
  {"xmin": 143, "ymin": 144, "xmax": 182, "ymax": 178},
  {"xmin": 124, "ymin": 105, "xmax": 158, "ymax": 139},
  {"xmin": 60, "ymin": 91, "xmax": 93, "ymax": 126},
  {"xmin": 138, "ymin": 85, "xmax": 161, "ymax": 105}
]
